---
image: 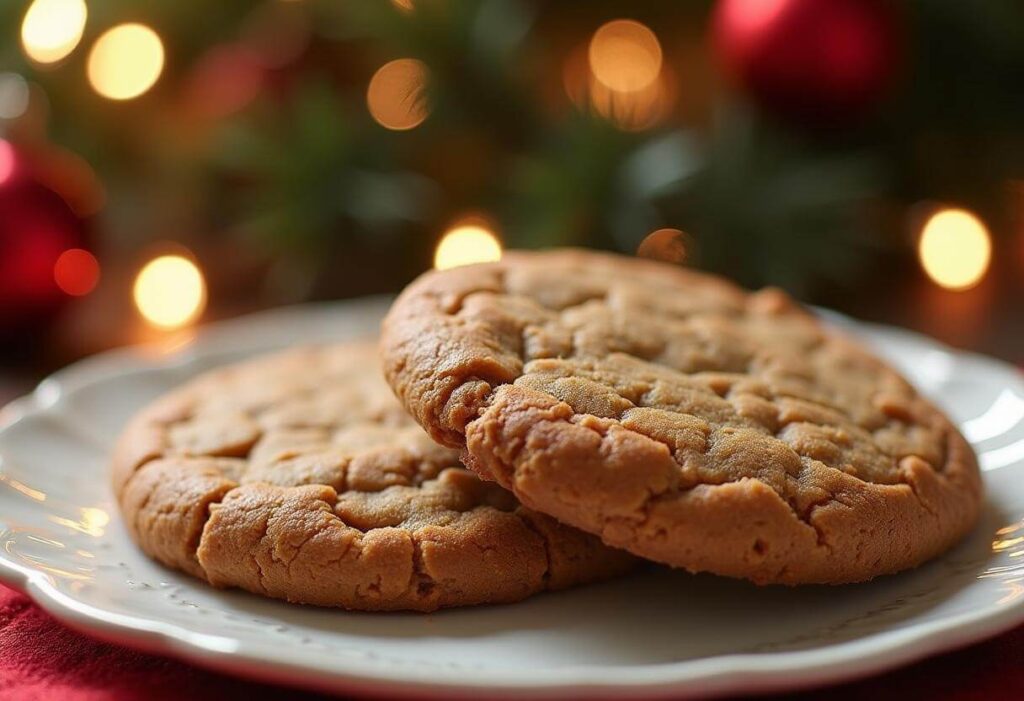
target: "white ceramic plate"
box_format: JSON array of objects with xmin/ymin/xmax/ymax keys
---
[{"xmin": 1, "ymin": 298, "xmax": 1022, "ymax": 699}]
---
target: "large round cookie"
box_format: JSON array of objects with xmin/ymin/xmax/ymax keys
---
[
  {"xmin": 112, "ymin": 342, "xmax": 634, "ymax": 611},
  {"xmin": 381, "ymin": 249, "xmax": 982, "ymax": 585}
]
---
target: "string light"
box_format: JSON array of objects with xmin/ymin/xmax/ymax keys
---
[
  {"xmin": 21, "ymin": 0, "xmax": 87, "ymax": 65},
  {"xmin": 918, "ymin": 208, "xmax": 992, "ymax": 291},
  {"xmin": 367, "ymin": 58, "xmax": 430, "ymax": 130},
  {"xmin": 133, "ymin": 254, "xmax": 207, "ymax": 329},
  {"xmin": 87, "ymin": 23, "xmax": 165, "ymax": 101},
  {"xmin": 434, "ymin": 224, "xmax": 502, "ymax": 270},
  {"xmin": 637, "ymin": 228, "xmax": 688, "ymax": 263},
  {"xmin": 589, "ymin": 20, "xmax": 663, "ymax": 93},
  {"xmin": 53, "ymin": 248, "xmax": 100, "ymax": 296}
]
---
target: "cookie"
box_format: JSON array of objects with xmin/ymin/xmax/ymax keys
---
[
  {"xmin": 112, "ymin": 342, "xmax": 635, "ymax": 611},
  {"xmin": 381, "ymin": 249, "xmax": 982, "ymax": 585}
]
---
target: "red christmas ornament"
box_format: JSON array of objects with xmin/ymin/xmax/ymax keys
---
[
  {"xmin": 712, "ymin": 0, "xmax": 900, "ymax": 124},
  {"xmin": 0, "ymin": 140, "xmax": 95, "ymax": 337}
]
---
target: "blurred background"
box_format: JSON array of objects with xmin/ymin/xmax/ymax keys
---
[{"xmin": 1, "ymin": 0, "xmax": 1022, "ymax": 398}]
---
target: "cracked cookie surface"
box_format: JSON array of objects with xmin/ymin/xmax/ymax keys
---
[
  {"xmin": 112, "ymin": 342, "xmax": 635, "ymax": 611},
  {"xmin": 381, "ymin": 249, "xmax": 982, "ymax": 584}
]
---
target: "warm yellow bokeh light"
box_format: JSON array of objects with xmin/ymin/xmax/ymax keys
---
[
  {"xmin": 589, "ymin": 20, "xmax": 663, "ymax": 93},
  {"xmin": 133, "ymin": 255, "xmax": 207, "ymax": 329},
  {"xmin": 87, "ymin": 23, "xmax": 165, "ymax": 100},
  {"xmin": 588, "ymin": 70, "xmax": 672, "ymax": 131},
  {"xmin": 567, "ymin": 22, "xmax": 671, "ymax": 131},
  {"xmin": 918, "ymin": 208, "xmax": 992, "ymax": 291},
  {"xmin": 21, "ymin": 0, "xmax": 88, "ymax": 65},
  {"xmin": 367, "ymin": 58, "xmax": 429, "ymax": 131},
  {"xmin": 434, "ymin": 226, "xmax": 503, "ymax": 270}
]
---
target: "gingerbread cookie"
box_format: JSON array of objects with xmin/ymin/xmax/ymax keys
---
[
  {"xmin": 381, "ymin": 249, "xmax": 982, "ymax": 584},
  {"xmin": 112, "ymin": 342, "xmax": 634, "ymax": 611}
]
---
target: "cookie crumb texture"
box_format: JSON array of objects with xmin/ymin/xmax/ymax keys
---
[
  {"xmin": 112, "ymin": 343, "xmax": 634, "ymax": 611},
  {"xmin": 382, "ymin": 249, "xmax": 983, "ymax": 584}
]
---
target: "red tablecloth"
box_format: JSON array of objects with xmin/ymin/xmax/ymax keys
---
[{"xmin": 1, "ymin": 584, "xmax": 1021, "ymax": 701}]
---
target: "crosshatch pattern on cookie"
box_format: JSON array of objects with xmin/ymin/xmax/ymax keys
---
[
  {"xmin": 382, "ymin": 249, "xmax": 982, "ymax": 585},
  {"xmin": 112, "ymin": 343, "xmax": 635, "ymax": 612}
]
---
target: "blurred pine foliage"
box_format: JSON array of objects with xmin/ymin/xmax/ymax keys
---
[{"xmin": 3, "ymin": 0, "xmax": 1023, "ymax": 301}]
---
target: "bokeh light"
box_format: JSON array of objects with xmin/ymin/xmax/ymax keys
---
[
  {"xmin": 0, "ymin": 73, "xmax": 31, "ymax": 120},
  {"xmin": 53, "ymin": 248, "xmax": 100, "ymax": 296},
  {"xmin": 87, "ymin": 24, "xmax": 165, "ymax": 101},
  {"xmin": 565, "ymin": 24, "xmax": 673, "ymax": 131},
  {"xmin": 434, "ymin": 225, "xmax": 502, "ymax": 270},
  {"xmin": 184, "ymin": 45, "xmax": 264, "ymax": 119},
  {"xmin": 588, "ymin": 69, "xmax": 674, "ymax": 131},
  {"xmin": 589, "ymin": 20, "xmax": 663, "ymax": 93},
  {"xmin": 720, "ymin": 0, "xmax": 789, "ymax": 34},
  {"xmin": 21, "ymin": 0, "xmax": 88, "ymax": 65},
  {"xmin": 133, "ymin": 255, "xmax": 207, "ymax": 329},
  {"xmin": 918, "ymin": 208, "xmax": 992, "ymax": 291},
  {"xmin": 367, "ymin": 58, "xmax": 430, "ymax": 131},
  {"xmin": 637, "ymin": 228, "xmax": 688, "ymax": 264},
  {"xmin": 0, "ymin": 140, "xmax": 16, "ymax": 185}
]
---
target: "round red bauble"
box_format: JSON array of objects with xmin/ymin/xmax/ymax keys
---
[
  {"xmin": 0, "ymin": 141, "xmax": 92, "ymax": 336},
  {"xmin": 712, "ymin": 0, "xmax": 900, "ymax": 124}
]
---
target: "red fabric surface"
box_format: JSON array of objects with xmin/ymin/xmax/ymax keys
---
[{"xmin": 0, "ymin": 582, "xmax": 1021, "ymax": 701}]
